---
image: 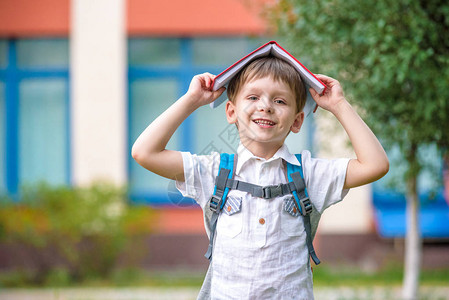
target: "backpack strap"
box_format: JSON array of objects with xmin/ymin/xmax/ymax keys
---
[
  {"xmin": 287, "ymin": 154, "xmax": 320, "ymax": 265},
  {"xmin": 223, "ymin": 179, "xmax": 295, "ymax": 199},
  {"xmin": 205, "ymin": 153, "xmax": 235, "ymax": 260},
  {"xmin": 205, "ymin": 153, "xmax": 320, "ymax": 265}
]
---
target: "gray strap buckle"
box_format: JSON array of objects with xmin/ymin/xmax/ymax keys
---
[
  {"xmin": 262, "ymin": 184, "xmax": 283, "ymax": 199},
  {"xmin": 299, "ymin": 197, "xmax": 312, "ymax": 216},
  {"xmin": 209, "ymin": 195, "xmax": 223, "ymax": 213}
]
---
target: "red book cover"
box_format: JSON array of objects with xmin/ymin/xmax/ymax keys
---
[{"xmin": 211, "ymin": 41, "xmax": 325, "ymax": 116}]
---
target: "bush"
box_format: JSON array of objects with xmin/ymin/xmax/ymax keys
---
[{"xmin": 0, "ymin": 182, "xmax": 154, "ymax": 286}]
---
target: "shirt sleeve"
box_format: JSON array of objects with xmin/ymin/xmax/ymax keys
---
[
  {"xmin": 301, "ymin": 150, "xmax": 350, "ymax": 214},
  {"xmin": 175, "ymin": 151, "xmax": 221, "ymax": 210}
]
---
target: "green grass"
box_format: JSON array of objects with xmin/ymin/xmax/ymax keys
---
[
  {"xmin": 1, "ymin": 264, "xmax": 448, "ymax": 288},
  {"xmin": 0, "ymin": 268, "xmax": 206, "ymax": 288},
  {"xmin": 107, "ymin": 268, "xmax": 205, "ymax": 287},
  {"xmin": 313, "ymin": 264, "xmax": 449, "ymax": 286}
]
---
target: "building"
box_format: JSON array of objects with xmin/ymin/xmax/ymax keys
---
[{"xmin": 1, "ymin": 0, "xmax": 448, "ymax": 269}]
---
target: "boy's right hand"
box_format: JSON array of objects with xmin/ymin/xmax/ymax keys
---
[
  {"xmin": 132, "ymin": 73, "xmax": 226, "ymax": 182},
  {"xmin": 185, "ymin": 73, "xmax": 226, "ymax": 107}
]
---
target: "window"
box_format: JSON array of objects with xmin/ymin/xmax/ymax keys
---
[
  {"xmin": 372, "ymin": 145, "xmax": 448, "ymax": 238},
  {"xmin": 128, "ymin": 37, "xmax": 314, "ymax": 205},
  {"xmin": 0, "ymin": 39, "xmax": 69, "ymax": 194},
  {"xmin": 373, "ymin": 145, "xmax": 444, "ymax": 197},
  {"xmin": 128, "ymin": 79, "xmax": 179, "ymax": 201},
  {"xmin": 129, "ymin": 38, "xmax": 181, "ymax": 66},
  {"xmin": 191, "ymin": 37, "xmax": 248, "ymax": 66},
  {"xmin": 0, "ymin": 40, "xmax": 7, "ymax": 67},
  {"xmin": 17, "ymin": 39, "xmax": 69, "ymax": 68},
  {"xmin": 0, "ymin": 82, "xmax": 4, "ymax": 192},
  {"xmin": 19, "ymin": 79, "xmax": 68, "ymax": 185}
]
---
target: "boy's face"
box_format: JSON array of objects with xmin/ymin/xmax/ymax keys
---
[{"xmin": 225, "ymin": 76, "xmax": 304, "ymax": 152}]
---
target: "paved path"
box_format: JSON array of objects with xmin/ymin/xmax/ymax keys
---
[
  {"xmin": 0, "ymin": 288, "xmax": 198, "ymax": 300},
  {"xmin": 0, "ymin": 286, "xmax": 448, "ymax": 300}
]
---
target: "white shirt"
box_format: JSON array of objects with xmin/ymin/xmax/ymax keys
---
[{"xmin": 176, "ymin": 144, "xmax": 349, "ymax": 300}]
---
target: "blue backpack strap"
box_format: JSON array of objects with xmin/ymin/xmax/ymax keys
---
[
  {"xmin": 287, "ymin": 154, "xmax": 320, "ymax": 265},
  {"xmin": 210, "ymin": 153, "xmax": 235, "ymax": 211},
  {"xmin": 205, "ymin": 153, "xmax": 235, "ymax": 260},
  {"xmin": 287, "ymin": 154, "xmax": 311, "ymax": 216}
]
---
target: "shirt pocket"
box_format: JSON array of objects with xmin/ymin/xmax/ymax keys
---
[
  {"xmin": 281, "ymin": 196, "xmax": 303, "ymax": 237},
  {"xmin": 217, "ymin": 191, "xmax": 244, "ymax": 238}
]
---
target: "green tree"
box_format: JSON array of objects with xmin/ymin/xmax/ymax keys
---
[{"xmin": 273, "ymin": 0, "xmax": 449, "ymax": 299}]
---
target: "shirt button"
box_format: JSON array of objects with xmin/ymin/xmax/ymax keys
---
[
  {"xmin": 259, "ymin": 218, "xmax": 265, "ymax": 225},
  {"xmin": 293, "ymin": 207, "xmax": 297, "ymax": 214},
  {"xmin": 227, "ymin": 205, "xmax": 232, "ymax": 212}
]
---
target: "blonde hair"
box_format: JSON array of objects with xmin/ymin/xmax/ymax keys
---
[{"xmin": 227, "ymin": 57, "xmax": 307, "ymax": 113}]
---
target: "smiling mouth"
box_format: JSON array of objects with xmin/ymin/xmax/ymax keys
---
[{"xmin": 253, "ymin": 119, "xmax": 276, "ymax": 127}]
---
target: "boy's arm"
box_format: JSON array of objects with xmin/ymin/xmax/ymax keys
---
[
  {"xmin": 131, "ymin": 73, "xmax": 225, "ymax": 182},
  {"xmin": 310, "ymin": 74, "xmax": 389, "ymax": 189}
]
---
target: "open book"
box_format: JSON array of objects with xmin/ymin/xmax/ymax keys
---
[{"xmin": 211, "ymin": 41, "xmax": 326, "ymax": 116}]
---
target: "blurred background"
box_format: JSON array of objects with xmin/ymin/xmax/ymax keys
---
[{"xmin": 0, "ymin": 0, "xmax": 448, "ymax": 297}]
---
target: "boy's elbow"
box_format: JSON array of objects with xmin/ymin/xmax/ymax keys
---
[
  {"xmin": 365, "ymin": 157, "xmax": 390, "ymax": 184},
  {"xmin": 131, "ymin": 144, "xmax": 143, "ymax": 163},
  {"xmin": 384, "ymin": 159, "xmax": 390, "ymax": 174},
  {"xmin": 131, "ymin": 143, "xmax": 159, "ymax": 170},
  {"xmin": 377, "ymin": 158, "xmax": 390, "ymax": 178}
]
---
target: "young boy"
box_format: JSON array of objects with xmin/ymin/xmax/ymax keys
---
[{"xmin": 132, "ymin": 56, "xmax": 389, "ymax": 299}]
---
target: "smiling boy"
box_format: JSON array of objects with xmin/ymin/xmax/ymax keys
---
[
  {"xmin": 224, "ymin": 57, "xmax": 306, "ymax": 159},
  {"xmin": 132, "ymin": 56, "xmax": 389, "ymax": 299}
]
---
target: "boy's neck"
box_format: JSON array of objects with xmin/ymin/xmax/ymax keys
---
[{"xmin": 240, "ymin": 139, "xmax": 284, "ymax": 160}]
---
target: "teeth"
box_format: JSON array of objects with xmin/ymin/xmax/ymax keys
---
[{"xmin": 254, "ymin": 119, "xmax": 275, "ymax": 126}]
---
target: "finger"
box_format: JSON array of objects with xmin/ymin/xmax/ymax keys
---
[
  {"xmin": 309, "ymin": 88, "xmax": 319, "ymax": 100},
  {"xmin": 213, "ymin": 86, "xmax": 226, "ymax": 98},
  {"xmin": 315, "ymin": 74, "xmax": 333, "ymax": 81},
  {"xmin": 204, "ymin": 72, "xmax": 213, "ymax": 80},
  {"xmin": 195, "ymin": 74, "xmax": 206, "ymax": 85},
  {"xmin": 205, "ymin": 73, "xmax": 216, "ymax": 90},
  {"xmin": 315, "ymin": 74, "xmax": 336, "ymax": 86}
]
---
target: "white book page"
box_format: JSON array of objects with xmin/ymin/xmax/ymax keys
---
[
  {"xmin": 270, "ymin": 44, "xmax": 324, "ymax": 93},
  {"xmin": 212, "ymin": 45, "xmax": 272, "ymax": 89}
]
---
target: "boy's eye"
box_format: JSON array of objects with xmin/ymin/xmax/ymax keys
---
[
  {"xmin": 274, "ymin": 99, "xmax": 286, "ymax": 105},
  {"xmin": 248, "ymin": 96, "xmax": 259, "ymax": 101}
]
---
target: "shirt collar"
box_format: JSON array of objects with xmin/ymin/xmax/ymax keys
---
[{"xmin": 235, "ymin": 143, "xmax": 301, "ymax": 174}]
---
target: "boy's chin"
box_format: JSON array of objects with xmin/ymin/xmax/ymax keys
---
[{"xmin": 241, "ymin": 138, "xmax": 285, "ymax": 147}]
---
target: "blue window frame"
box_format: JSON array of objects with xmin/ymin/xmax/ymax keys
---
[
  {"xmin": 372, "ymin": 145, "xmax": 449, "ymax": 239},
  {"xmin": 127, "ymin": 37, "xmax": 315, "ymax": 206},
  {"xmin": 0, "ymin": 80, "xmax": 5, "ymax": 193},
  {"xmin": 0, "ymin": 39, "xmax": 70, "ymax": 196}
]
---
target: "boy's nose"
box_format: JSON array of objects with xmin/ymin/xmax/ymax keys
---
[{"xmin": 258, "ymin": 99, "xmax": 274, "ymax": 113}]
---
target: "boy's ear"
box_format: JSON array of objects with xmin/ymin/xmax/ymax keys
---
[
  {"xmin": 290, "ymin": 111, "xmax": 305, "ymax": 133},
  {"xmin": 225, "ymin": 100, "xmax": 237, "ymax": 124}
]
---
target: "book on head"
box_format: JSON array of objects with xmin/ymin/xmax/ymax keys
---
[{"xmin": 210, "ymin": 41, "xmax": 326, "ymax": 116}]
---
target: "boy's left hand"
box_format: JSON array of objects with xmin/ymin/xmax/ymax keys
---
[
  {"xmin": 309, "ymin": 74, "xmax": 347, "ymax": 114},
  {"xmin": 309, "ymin": 75, "xmax": 389, "ymax": 189}
]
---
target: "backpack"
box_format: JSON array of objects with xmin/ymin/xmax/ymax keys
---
[{"xmin": 204, "ymin": 152, "xmax": 320, "ymax": 265}]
